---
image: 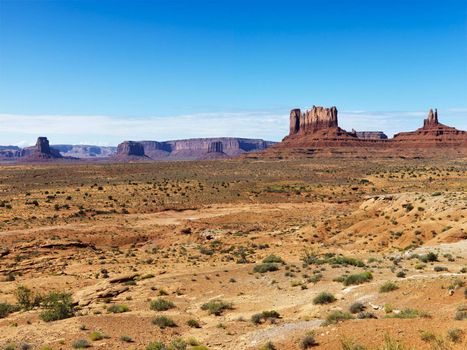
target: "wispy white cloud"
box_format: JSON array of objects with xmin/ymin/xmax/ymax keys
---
[{"xmin": 0, "ymin": 108, "xmax": 465, "ymax": 146}]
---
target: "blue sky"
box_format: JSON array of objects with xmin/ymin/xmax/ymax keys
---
[{"xmin": 0, "ymin": 0, "xmax": 466, "ymax": 145}]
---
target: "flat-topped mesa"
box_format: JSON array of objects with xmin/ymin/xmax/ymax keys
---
[
  {"xmin": 116, "ymin": 141, "xmax": 145, "ymax": 157},
  {"xmin": 353, "ymin": 130, "xmax": 388, "ymax": 140},
  {"xmin": 207, "ymin": 141, "xmax": 223, "ymax": 153},
  {"xmin": 289, "ymin": 105, "xmax": 338, "ymax": 135},
  {"xmin": 423, "ymin": 108, "xmax": 439, "ymax": 128}
]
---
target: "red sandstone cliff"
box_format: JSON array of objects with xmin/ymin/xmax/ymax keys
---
[{"xmin": 393, "ymin": 108, "xmax": 467, "ymax": 147}]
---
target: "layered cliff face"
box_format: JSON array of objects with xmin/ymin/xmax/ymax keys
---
[
  {"xmin": 268, "ymin": 106, "xmax": 466, "ymax": 156},
  {"xmin": 354, "ymin": 131, "xmax": 388, "ymax": 140},
  {"xmin": 0, "ymin": 146, "xmax": 21, "ymax": 159},
  {"xmin": 289, "ymin": 106, "xmax": 338, "ymax": 135},
  {"xmin": 282, "ymin": 106, "xmax": 362, "ymax": 147},
  {"xmin": 393, "ymin": 109, "xmax": 467, "ymax": 146},
  {"xmin": 116, "ymin": 141, "xmax": 146, "ymax": 158},
  {"xmin": 207, "ymin": 141, "xmax": 224, "ymax": 153},
  {"xmin": 21, "ymin": 137, "xmax": 62, "ymax": 160},
  {"xmin": 115, "ymin": 138, "xmax": 275, "ymax": 161}
]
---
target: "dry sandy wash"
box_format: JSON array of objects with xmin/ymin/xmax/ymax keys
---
[{"xmin": 0, "ymin": 156, "xmax": 466, "ymax": 350}]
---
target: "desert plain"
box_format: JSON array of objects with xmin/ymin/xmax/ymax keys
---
[{"xmin": 0, "ymin": 155, "xmax": 466, "ymax": 350}]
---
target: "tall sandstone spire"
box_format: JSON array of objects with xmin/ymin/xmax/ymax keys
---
[{"xmin": 423, "ymin": 108, "xmax": 439, "ymax": 128}]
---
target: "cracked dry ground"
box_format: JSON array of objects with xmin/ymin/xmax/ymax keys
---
[{"xmin": 0, "ymin": 157, "xmax": 466, "ymax": 350}]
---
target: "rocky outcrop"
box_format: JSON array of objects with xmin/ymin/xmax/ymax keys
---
[
  {"xmin": 0, "ymin": 146, "xmax": 21, "ymax": 159},
  {"xmin": 267, "ymin": 105, "xmax": 466, "ymax": 156},
  {"xmin": 393, "ymin": 109, "xmax": 467, "ymax": 147},
  {"xmin": 115, "ymin": 141, "xmax": 146, "ymax": 158},
  {"xmin": 423, "ymin": 108, "xmax": 439, "ymax": 128},
  {"xmin": 53, "ymin": 145, "xmax": 117, "ymax": 158},
  {"xmin": 117, "ymin": 138, "xmax": 275, "ymax": 161},
  {"xmin": 208, "ymin": 141, "xmax": 223, "ymax": 153},
  {"xmin": 199, "ymin": 141, "xmax": 229, "ymax": 160},
  {"xmin": 20, "ymin": 137, "xmax": 62, "ymax": 160},
  {"xmin": 289, "ymin": 106, "xmax": 338, "ymax": 135},
  {"xmin": 353, "ymin": 130, "xmax": 388, "ymax": 140},
  {"xmin": 281, "ymin": 106, "xmax": 363, "ymax": 147}
]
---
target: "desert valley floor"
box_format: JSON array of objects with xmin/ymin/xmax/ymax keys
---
[{"xmin": 0, "ymin": 156, "xmax": 466, "ymax": 350}]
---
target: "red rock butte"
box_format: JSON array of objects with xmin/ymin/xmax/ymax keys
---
[
  {"xmin": 392, "ymin": 108, "xmax": 467, "ymax": 146},
  {"xmin": 275, "ymin": 106, "xmax": 466, "ymax": 150}
]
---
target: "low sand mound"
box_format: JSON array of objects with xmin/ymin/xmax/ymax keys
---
[{"xmin": 326, "ymin": 192, "xmax": 466, "ymax": 250}]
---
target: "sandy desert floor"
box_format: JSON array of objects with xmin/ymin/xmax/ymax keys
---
[{"xmin": 0, "ymin": 156, "xmax": 466, "ymax": 350}]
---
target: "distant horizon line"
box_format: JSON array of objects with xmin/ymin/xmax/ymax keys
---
[{"xmin": 1, "ymin": 107, "xmax": 466, "ymax": 147}]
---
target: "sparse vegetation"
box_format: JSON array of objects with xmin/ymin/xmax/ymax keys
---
[
  {"xmin": 379, "ymin": 281, "xmax": 399, "ymax": 293},
  {"xmin": 324, "ymin": 310, "xmax": 353, "ymax": 325},
  {"xmin": 253, "ymin": 263, "xmax": 280, "ymax": 273},
  {"xmin": 342, "ymin": 272, "xmax": 373, "ymax": 286},
  {"xmin": 300, "ymin": 331, "xmax": 318, "ymax": 349},
  {"xmin": 150, "ymin": 298, "xmax": 175, "ymax": 311},
  {"xmin": 313, "ymin": 292, "xmax": 336, "ymax": 305},
  {"xmin": 152, "ymin": 316, "xmax": 177, "ymax": 329},
  {"xmin": 201, "ymin": 299, "xmax": 233, "ymax": 315},
  {"xmin": 107, "ymin": 304, "xmax": 129, "ymax": 313}
]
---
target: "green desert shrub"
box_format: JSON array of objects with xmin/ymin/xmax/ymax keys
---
[
  {"xmin": 454, "ymin": 305, "xmax": 467, "ymax": 320},
  {"xmin": 262, "ymin": 255, "xmax": 284, "ymax": 264},
  {"xmin": 187, "ymin": 319, "xmax": 201, "ymax": 328},
  {"xmin": 313, "ymin": 292, "xmax": 336, "ymax": 305},
  {"xmin": 300, "ymin": 331, "xmax": 318, "ymax": 349},
  {"xmin": 169, "ymin": 338, "xmax": 187, "ymax": 350},
  {"xmin": 120, "ymin": 335, "xmax": 133, "ymax": 342},
  {"xmin": 251, "ymin": 310, "xmax": 280, "ymax": 324},
  {"xmin": 385, "ymin": 308, "xmax": 430, "ymax": 319},
  {"xmin": 0, "ymin": 303, "xmax": 19, "ymax": 318},
  {"xmin": 447, "ymin": 328, "xmax": 463, "ymax": 343},
  {"xmin": 150, "ymin": 298, "xmax": 175, "ymax": 311},
  {"xmin": 379, "ymin": 281, "xmax": 399, "ymax": 293},
  {"xmin": 342, "ymin": 272, "xmax": 373, "ymax": 286},
  {"xmin": 419, "ymin": 252, "xmax": 438, "ymax": 263},
  {"xmin": 340, "ymin": 339, "xmax": 367, "ymax": 350},
  {"xmin": 253, "ymin": 263, "xmax": 280, "ymax": 273},
  {"xmin": 15, "ymin": 286, "xmax": 41, "ymax": 310},
  {"xmin": 349, "ymin": 302, "xmax": 365, "ymax": 314},
  {"xmin": 327, "ymin": 256, "xmax": 365, "ymax": 267},
  {"xmin": 152, "ymin": 316, "xmax": 177, "ymax": 329},
  {"xmin": 89, "ymin": 331, "xmax": 104, "ymax": 341},
  {"xmin": 107, "ymin": 304, "xmax": 129, "ymax": 313},
  {"xmin": 201, "ymin": 299, "xmax": 233, "ymax": 316},
  {"xmin": 39, "ymin": 292, "xmax": 74, "ymax": 322},
  {"xmin": 146, "ymin": 342, "xmax": 167, "ymax": 350},
  {"xmin": 324, "ymin": 311, "xmax": 353, "ymax": 325},
  {"xmin": 72, "ymin": 339, "xmax": 90, "ymax": 349},
  {"xmin": 261, "ymin": 342, "xmax": 277, "ymax": 350}
]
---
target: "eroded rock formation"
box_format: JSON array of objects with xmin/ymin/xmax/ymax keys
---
[
  {"xmin": 393, "ymin": 108, "xmax": 467, "ymax": 146},
  {"xmin": 289, "ymin": 106, "xmax": 338, "ymax": 135},
  {"xmin": 116, "ymin": 138, "xmax": 275, "ymax": 161},
  {"xmin": 353, "ymin": 131, "xmax": 388, "ymax": 140},
  {"xmin": 281, "ymin": 105, "xmax": 362, "ymax": 147},
  {"xmin": 116, "ymin": 141, "xmax": 146, "ymax": 157},
  {"xmin": 423, "ymin": 108, "xmax": 439, "ymax": 128},
  {"xmin": 21, "ymin": 137, "xmax": 62, "ymax": 159},
  {"xmin": 269, "ymin": 105, "xmax": 466, "ymax": 155},
  {"xmin": 207, "ymin": 141, "xmax": 223, "ymax": 153}
]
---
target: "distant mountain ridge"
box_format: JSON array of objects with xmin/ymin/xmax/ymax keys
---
[
  {"xmin": 115, "ymin": 137, "xmax": 276, "ymax": 160},
  {"xmin": 0, "ymin": 137, "xmax": 276, "ymax": 161},
  {"xmin": 52, "ymin": 145, "xmax": 117, "ymax": 158}
]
